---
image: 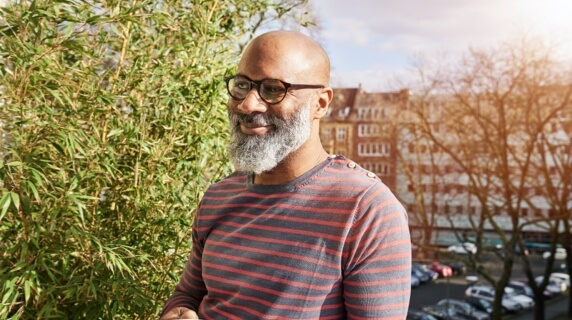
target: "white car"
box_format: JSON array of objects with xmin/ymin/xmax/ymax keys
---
[
  {"xmin": 504, "ymin": 287, "xmax": 535, "ymax": 309},
  {"xmin": 549, "ymin": 272, "xmax": 570, "ymax": 288},
  {"xmin": 465, "ymin": 285, "xmax": 522, "ymax": 313},
  {"xmin": 447, "ymin": 242, "xmax": 477, "ymax": 255},
  {"xmin": 542, "ymin": 248, "xmax": 567, "ymax": 260},
  {"xmin": 535, "ymin": 275, "xmax": 568, "ymax": 293}
]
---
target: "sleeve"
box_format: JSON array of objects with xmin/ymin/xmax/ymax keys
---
[
  {"xmin": 342, "ymin": 183, "xmax": 412, "ymax": 319},
  {"xmin": 160, "ymin": 213, "xmax": 208, "ymax": 316}
]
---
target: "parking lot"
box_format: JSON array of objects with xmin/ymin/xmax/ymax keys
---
[
  {"xmin": 410, "ymin": 276, "xmax": 569, "ymax": 319},
  {"xmin": 409, "ymin": 251, "xmax": 570, "ymax": 319}
]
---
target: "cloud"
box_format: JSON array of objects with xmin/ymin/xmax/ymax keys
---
[
  {"xmin": 311, "ymin": 0, "xmax": 572, "ymax": 90},
  {"xmin": 315, "ymin": 0, "xmax": 513, "ymax": 55},
  {"xmin": 322, "ymin": 17, "xmax": 374, "ymax": 47}
]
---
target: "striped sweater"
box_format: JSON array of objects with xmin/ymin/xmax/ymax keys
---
[{"xmin": 162, "ymin": 155, "xmax": 411, "ymax": 319}]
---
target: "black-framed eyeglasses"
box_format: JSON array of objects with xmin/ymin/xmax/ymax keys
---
[{"xmin": 224, "ymin": 75, "xmax": 324, "ymax": 105}]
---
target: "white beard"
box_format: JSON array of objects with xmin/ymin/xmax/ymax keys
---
[{"xmin": 228, "ymin": 103, "xmax": 312, "ymax": 174}]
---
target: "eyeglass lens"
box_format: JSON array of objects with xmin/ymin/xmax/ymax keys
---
[{"xmin": 228, "ymin": 77, "xmax": 287, "ymax": 104}]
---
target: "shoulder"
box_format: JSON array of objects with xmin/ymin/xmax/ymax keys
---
[
  {"xmin": 325, "ymin": 155, "xmax": 384, "ymax": 187},
  {"xmin": 328, "ymin": 155, "xmax": 408, "ymax": 218},
  {"xmin": 310, "ymin": 155, "xmax": 397, "ymax": 204}
]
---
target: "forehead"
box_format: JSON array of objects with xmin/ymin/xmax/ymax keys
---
[{"xmin": 237, "ymin": 38, "xmax": 314, "ymax": 82}]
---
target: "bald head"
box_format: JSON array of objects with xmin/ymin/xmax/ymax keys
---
[{"xmin": 238, "ymin": 30, "xmax": 331, "ymax": 85}]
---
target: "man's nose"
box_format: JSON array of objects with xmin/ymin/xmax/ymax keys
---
[{"xmin": 235, "ymin": 88, "xmax": 268, "ymax": 115}]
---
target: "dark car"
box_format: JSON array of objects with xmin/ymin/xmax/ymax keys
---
[
  {"xmin": 422, "ymin": 304, "xmax": 470, "ymax": 320},
  {"xmin": 437, "ymin": 299, "xmax": 490, "ymax": 320},
  {"xmin": 444, "ymin": 261, "xmax": 467, "ymax": 275},
  {"xmin": 412, "ymin": 267, "xmax": 431, "ymax": 283},
  {"xmin": 407, "ymin": 309, "xmax": 439, "ymax": 320},
  {"xmin": 413, "ymin": 262, "xmax": 439, "ymax": 281},
  {"xmin": 464, "ymin": 296, "xmax": 493, "ymax": 315}
]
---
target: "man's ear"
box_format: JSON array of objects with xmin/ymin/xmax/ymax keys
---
[{"xmin": 314, "ymin": 87, "xmax": 333, "ymax": 119}]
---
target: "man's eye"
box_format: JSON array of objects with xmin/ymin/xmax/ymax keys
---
[
  {"xmin": 235, "ymin": 81, "xmax": 250, "ymax": 90},
  {"xmin": 264, "ymin": 85, "xmax": 285, "ymax": 93}
]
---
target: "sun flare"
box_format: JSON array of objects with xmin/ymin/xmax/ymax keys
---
[{"xmin": 516, "ymin": 0, "xmax": 572, "ymax": 59}]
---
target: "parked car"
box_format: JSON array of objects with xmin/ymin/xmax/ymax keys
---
[
  {"xmin": 549, "ymin": 272, "xmax": 570, "ymax": 288},
  {"xmin": 407, "ymin": 309, "xmax": 439, "ymax": 320},
  {"xmin": 503, "ymin": 286, "xmax": 535, "ymax": 309},
  {"xmin": 535, "ymin": 275, "xmax": 568, "ymax": 293},
  {"xmin": 464, "ymin": 296, "xmax": 493, "ymax": 315},
  {"xmin": 465, "ymin": 285, "xmax": 521, "ymax": 313},
  {"xmin": 508, "ymin": 280, "xmax": 555, "ymax": 299},
  {"xmin": 542, "ymin": 248, "xmax": 567, "ymax": 260},
  {"xmin": 447, "ymin": 242, "xmax": 477, "ymax": 255},
  {"xmin": 413, "ymin": 262, "xmax": 439, "ymax": 281},
  {"xmin": 533, "ymin": 276, "xmax": 564, "ymax": 297},
  {"xmin": 507, "ymin": 281, "xmax": 534, "ymax": 298},
  {"xmin": 444, "ymin": 261, "xmax": 467, "ymax": 275},
  {"xmin": 430, "ymin": 261, "xmax": 454, "ymax": 278},
  {"xmin": 437, "ymin": 299, "xmax": 490, "ymax": 320},
  {"xmin": 412, "ymin": 267, "xmax": 431, "ymax": 284},
  {"xmin": 422, "ymin": 304, "xmax": 468, "ymax": 320}
]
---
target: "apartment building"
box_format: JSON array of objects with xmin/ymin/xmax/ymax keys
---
[{"xmin": 320, "ymin": 86, "xmax": 409, "ymax": 191}]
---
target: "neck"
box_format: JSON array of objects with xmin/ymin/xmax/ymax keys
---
[{"xmin": 253, "ymin": 139, "xmax": 329, "ymax": 185}]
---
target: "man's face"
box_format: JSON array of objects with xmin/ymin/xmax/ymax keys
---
[
  {"xmin": 226, "ymin": 35, "xmax": 323, "ymax": 174},
  {"xmin": 228, "ymin": 100, "xmax": 312, "ymax": 174}
]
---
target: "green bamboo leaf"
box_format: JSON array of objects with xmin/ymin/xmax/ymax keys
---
[
  {"xmin": 9, "ymin": 192, "xmax": 20, "ymax": 211},
  {"xmin": 0, "ymin": 192, "xmax": 11, "ymax": 221},
  {"xmin": 26, "ymin": 180, "xmax": 41, "ymax": 203},
  {"xmin": 24, "ymin": 280, "xmax": 31, "ymax": 302},
  {"xmin": 1, "ymin": 279, "xmax": 15, "ymax": 304},
  {"xmin": 46, "ymin": 88, "xmax": 65, "ymax": 106},
  {"xmin": 106, "ymin": 128, "xmax": 123, "ymax": 139}
]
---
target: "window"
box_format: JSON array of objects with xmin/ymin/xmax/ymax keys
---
[
  {"xmin": 358, "ymin": 124, "xmax": 381, "ymax": 137},
  {"xmin": 338, "ymin": 106, "xmax": 350, "ymax": 118},
  {"xmin": 357, "ymin": 143, "xmax": 390, "ymax": 156},
  {"xmin": 336, "ymin": 128, "xmax": 347, "ymax": 141},
  {"xmin": 357, "ymin": 106, "xmax": 386, "ymax": 120}
]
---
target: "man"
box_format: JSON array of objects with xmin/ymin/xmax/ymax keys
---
[{"xmin": 161, "ymin": 30, "xmax": 411, "ymax": 320}]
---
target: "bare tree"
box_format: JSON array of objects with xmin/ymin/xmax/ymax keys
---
[
  {"xmin": 400, "ymin": 37, "xmax": 571, "ymax": 319},
  {"xmin": 525, "ymin": 83, "xmax": 572, "ymax": 317}
]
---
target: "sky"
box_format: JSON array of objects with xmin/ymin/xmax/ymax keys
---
[{"xmin": 309, "ymin": 0, "xmax": 572, "ymax": 91}]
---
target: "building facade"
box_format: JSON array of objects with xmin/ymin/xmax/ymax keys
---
[
  {"xmin": 321, "ymin": 86, "xmax": 572, "ymax": 249},
  {"xmin": 320, "ymin": 87, "xmax": 409, "ymax": 191}
]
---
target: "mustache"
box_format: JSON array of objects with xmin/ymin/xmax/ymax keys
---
[{"xmin": 232, "ymin": 113, "xmax": 275, "ymax": 127}]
